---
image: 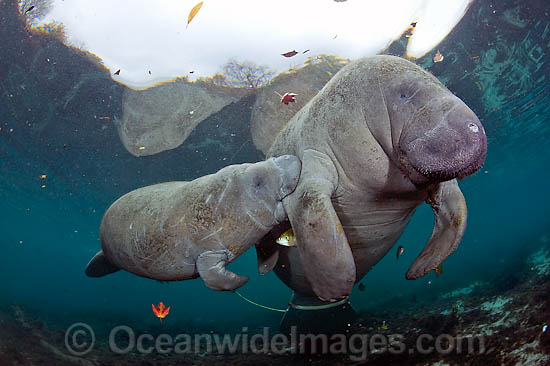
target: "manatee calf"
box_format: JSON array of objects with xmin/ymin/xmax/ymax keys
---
[
  {"xmin": 85, "ymin": 156, "xmax": 301, "ymax": 291},
  {"xmin": 258, "ymin": 55, "xmax": 487, "ymax": 316}
]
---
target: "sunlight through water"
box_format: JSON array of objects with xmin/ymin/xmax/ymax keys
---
[{"xmin": 33, "ymin": 0, "xmax": 474, "ymax": 89}]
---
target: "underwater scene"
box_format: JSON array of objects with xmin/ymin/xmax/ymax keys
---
[{"xmin": 1, "ymin": 0, "xmax": 550, "ymax": 365}]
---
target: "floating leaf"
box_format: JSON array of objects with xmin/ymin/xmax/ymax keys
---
[
  {"xmin": 433, "ymin": 50, "xmax": 444, "ymax": 63},
  {"xmin": 152, "ymin": 302, "xmax": 171, "ymax": 323},
  {"xmin": 187, "ymin": 1, "xmax": 204, "ymax": 28},
  {"xmin": 281, "ymin": 50, "xmax": 298, "ymax": 58},
  {"xmin": 280, "ymin": 92, "xmax": 298, "ymax": 105}
]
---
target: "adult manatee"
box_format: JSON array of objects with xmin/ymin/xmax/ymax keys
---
[
  {"xmin": 85, "ymin": 156, "xmax": 301, "ymax": 291},
  {"xmin": 259, "ymin": 55, "xmax": 487, "ymax": 318}
]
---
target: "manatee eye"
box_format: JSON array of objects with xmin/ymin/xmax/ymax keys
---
[{"xmin": 399, "ymin": 83, "xmax": 416, "ymax": 101}]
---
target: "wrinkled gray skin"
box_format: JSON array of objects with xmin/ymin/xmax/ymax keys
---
[
  {"xmin": 260, "ymin": 55, "xmax": 487, "ymax": 303},
  {"xmin": 85, "ymin": 156, "xmax": 301, "ymax": 291}
]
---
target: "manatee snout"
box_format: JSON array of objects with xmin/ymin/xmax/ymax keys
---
[
  {"xmin": 272, "ymin": 155, "xmax": 301, "ymax": 198},
  {"xmin": 401, "ymin": 100, "xmax": 487, "ymax": 183}
]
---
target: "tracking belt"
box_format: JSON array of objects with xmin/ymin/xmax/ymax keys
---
[{"xmin": 289, "ymin": 296, "xmax": 350, "ymax": 311}]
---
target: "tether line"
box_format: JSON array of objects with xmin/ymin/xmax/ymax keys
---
[{"xmin": 233, "ymin": 290, "xmax": 286, "ymax": 313}]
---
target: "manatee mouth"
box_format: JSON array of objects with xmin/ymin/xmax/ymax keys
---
[{"xmin": 402, "ymin": 117, "xmax": 487, "ymax": 183}]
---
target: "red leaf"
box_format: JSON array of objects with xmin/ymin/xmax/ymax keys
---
[
  {"xmin": 152, "ymin": 302, "xmax": 170, "ymax": 322},
  {"xmin": 281, "ymin": 50, "xmax": 298, "ymax": 58}
]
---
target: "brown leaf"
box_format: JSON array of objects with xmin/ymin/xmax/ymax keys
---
[{"xmin": 187, "ymin": 1, "xmax": 204, "ymax": 28}]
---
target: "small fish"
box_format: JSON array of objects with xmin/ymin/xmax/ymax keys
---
[
  {"xmin": 187, "ymin": 1, "xmax": 203, "ymax": 28},
  {"xmin": 152, "ymin": 302, "xmax": 170, "ymax": 323},
  {"xmin": 281, "ymin": 50, "xmax": 298, "ymax": 58},
  {"xmin": 433, "ymin": 50, "xmax": 444, "ymax": 63},
  {"xmin": 410, "ymin": 21, "xmax": 417, "ymax": 28},
  {"xmin": 471, "ymin": 56, "xmax": 480, "ymax": 60},
  {"xmin": 39, "ymin": 174, "xmax": 47, "ymax": 180},
  {"xmin": 25, "ymin": 6, "xmax": 34, "ymax": 14},
  {"xmin": 396, "ymin": 245, "xmax": 404, "ymax": 260},
  {"xmin": 434, "ymin": 264, "xmax": 443, "ymax": 276},
  {"xmin": 276, "ymin": 228, "xmax": 296, "ymax": 247},
  {"xmin": 358, "ymin": 283, "xmax": 365, "ymax": 292},
  {"xmin": 114, "ymin": 69, "xmax": 120, "ymax": 75},
  {"xmin": 99, "ymin": 116, "xmax": 113, "ymax": 121},
  {"xmin": 189, "ymin": 71, "xmax": 195, "ymax": 74},
  {"xmin": 148, "ymin": 70, "xmax": 151, "ymax": 75},
  {"xmin": 302, "ymin": 49, "xmax": 310, "ymax": 54},
  {"xmin": 280, "ymin": 92, "xmax": 297, "ymax": 105}
]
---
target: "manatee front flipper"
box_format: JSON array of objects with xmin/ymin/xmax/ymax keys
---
[
  {"xmin": 256, "ymin": 236, "xmax": 280, "ymax": 275},
  {"xmin": 196, "ymin": 250, "xmax": 248, "ymax": 291},
  {"xmin": 283, "ymin": 149, "xmax": 356, "ymax": 302},
  {"xmin": 85, "ymin": 250, "xmax": 121, "ymax": 277},
  {"xmin": 406, "ymin": 179, "xmax": 467, "ymax": 279}
]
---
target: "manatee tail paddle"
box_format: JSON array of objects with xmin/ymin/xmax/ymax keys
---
[{"xmin": 85, "ymin": 250, "xmax": 121, "ymax": 277}]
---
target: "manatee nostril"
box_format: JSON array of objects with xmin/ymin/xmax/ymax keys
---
[{"xmin": 468, "ymin": 122, "xmax": 479, "ymax": 133}]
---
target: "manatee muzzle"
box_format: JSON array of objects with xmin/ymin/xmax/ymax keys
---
[{"xmin": 402, "ymin": 107, "xmax": 487, "ymax": 182}]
